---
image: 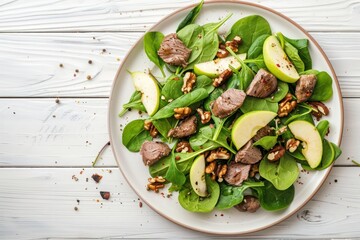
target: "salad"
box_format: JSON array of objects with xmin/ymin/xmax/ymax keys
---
[{"xmin": 119, "ymin": 0, "xmax": 342, "ymax": 213}]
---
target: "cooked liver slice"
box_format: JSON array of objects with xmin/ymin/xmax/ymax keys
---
[
  {"xmin": 211, "ymin": 89, "xmax": 246, "ymax": 118},
  {"xmin": 167, "ymin": 115, "xmax": 197, "ymax": 138},
  {"xmin": 157, "ymin": 33, "xmax": 191, "ymax": 68},
  {"xmin": 224, "ymin": 161, "xmax": 251, "ymax": 186},
  {"xmin": 246, "ymin": 69, "xmax": 278, "ymax": 98},
  {"xmin": 295, "ymin": 74, "xmax": 317, "ymax": 103},
  {"xmin": 140, "ymin": 141, "xmax": 171, "ymax": 166},
  {"xmin": 235, "ymin": 140, "xmax": 262, "ymax": 164}
]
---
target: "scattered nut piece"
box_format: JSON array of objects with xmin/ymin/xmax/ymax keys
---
[
  {"xmin": 267, "ymin": 145, "xmax": 285, "ymax": 161},
  {"xmin": 286, "ymin": 138, "xmax": 300, "ymax": 153},
  {"xmin": 216, "ymin": 47, "xmax": 229, "ymax": 58},
  {"xmin": 143, "ymin": 120, "xmax": 158, "ymax": 138},
  {"xmin": 205, "ymin": 161, "xmax": 217, "ymax": 174},
  {"xmin": 206, "ymin": 148, "xmax": 230, "ymax": 162},
  {"xmin": 217, "ymin": 164, "xmax": 228, "ymax": 182},
  {"xmin": 181, "ymin": 72, "xmax": 196, "ymax": 94},
  {"xmin": 147, "ymin": 176, "xmax": 166, "ymax": 193},
  {"xmin": 91, "ymin": 173, "xmax": 103, "ymax": 183},
  {"xmin": 196, "ymin": 108, "xmax": 211, "ymax": 124},
  {"xmin": 213, "ymin": 69, "xmax": 233, "ymax": 87},
  {"xmin": 174, "ymin": 107, "xmax": 192, "ymax": 120},
  {"xmin": 175, "ymin": 141, "xmax": 193, "ymax": 153},
  {"xmin": 225, "ymin": 35, "xmax": 242, "ymax": 53},
  {"xmin": 307, "ymin": 101, "xmax": 330, "ymax": 121},
  {"xmin": 249, "ymin": 163, "xmax": 260, "ymax": 178},
  {"xmin": 100, "ymin": 191, "xmax": 110, "ymax": 200},
  {"xmin": 278, "ymin": 93, "xmax": 297, "ymax": 117}
]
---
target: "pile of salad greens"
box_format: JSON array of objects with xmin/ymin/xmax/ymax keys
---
[{"xmin": 119, "ymin": 0, "xmax": 342, "ymax": 213}]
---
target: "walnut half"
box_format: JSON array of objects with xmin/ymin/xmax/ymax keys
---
[
  {"xmin": 278, "ymin": 93, "xmax": 297, "ymax": 117},
  {"xmin": 173, "ymin": 107, "xmax": 192, "ymax": 120},
  {"xmin": 181, "ymin": 72, "xmax": 196, "ymax": 94}
]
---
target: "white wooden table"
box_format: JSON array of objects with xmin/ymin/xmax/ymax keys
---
[{"xmin": 0, "ymin": 0, "xmax": 359, "ymax": 238}]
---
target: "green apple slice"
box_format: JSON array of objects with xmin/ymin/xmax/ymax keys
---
[
  {"xmin": 288, "ymin": 120, "xmax": 323, "ymax": 168},
  {"xmin": 190, "ymin": 154, "xmax": 207, "ymax": 197},
  {"xmin": 194, "ymin": 53, "xmax": 246, "ymax": 78},
  {"xmin": 130, "ymin": 72, "xmax": 160, "ymax": 116},
  {"xmin": 263, "ymin": 35, "xmax": 300, "ymax": 83},
  {"xmin": 231, "ymin": 111, "xmax": 277, "ymax": 150}
]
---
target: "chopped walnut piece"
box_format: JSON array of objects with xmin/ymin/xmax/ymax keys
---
[
  {"xmin": 144, "ymin": 120, "xmax": 159, "ymax": 138},
  {"xmin": 216, "ymin": 47, "xmax": 229, "ymax": 58},
  {"xmin": 217, "ymin": 164, "xmax": 228, "ymax": 182},
  {"xmin": 196, "ymin": 108, "xmax": 211, "ymax": 124},
  {"xmin": 307, "ymin": 101, "xmax": 330, "ymax": 121},
  {"xmin": 213, "ymin": 69, "xmax": 233, "ymax": 87},
  {"xmin": 286, "ymin": 138, "xmax": 300, "ymax": 153},
  {"xmin": 249, "ymin": 163, "xmax": 260, "ymax": 178},
  {"xmin": 278, "ymin": 93, "xmax": 297, "ymax": 117},
  {"xmin": 267, "ymin": 145, "xmax": 285, "ymax": 161},
  {"xmin": 181, "ymin": 72, "xmax": 196, "ymax": 94},
  {"xmin": 147, "ymin": 176, "xmax": 166, "ymax": 193},
  {"xmin": 225, "ymin": 36, "xmax": 242, "ymax": 53},
  {"xmin": 173, "ymin": 107, "xmax": 192, "ymax": 120},
  {"xmin": 175, "ymin": 141, "xmax": 193, "ymax": 153},
  {"xmin": 206, "ymin": 148, "xmax": 231, "ymax": 162}
]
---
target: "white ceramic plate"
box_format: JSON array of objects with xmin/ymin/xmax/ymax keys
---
[{"xmin": 108, "ymin": 1, "xmax": 343, "ymax": 235}]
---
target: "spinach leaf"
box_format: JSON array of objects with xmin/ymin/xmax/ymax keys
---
[
  {"xmin": 178, "ymin": 175, "xmax": 220, "ymax": 213},
  {"xmin": 151, "ymin": 88, "xmax": 209, "ymax": 120},
  {"xmin": 122, "ymin": 119, "xmax": 152, "ymax": 152},
  {"xmin": 226, "ymin": 47, "xmax": 255, "ymax": 90},
  {"xmin": 176, "ymin": 0, "xmax": 204, "ymax": 32},
  {"xmin": 331, "ymin": 142, "xmax": 342, "ymax": 160},
  {"xmin": 165, "ymin": 148, "xmax": 186, "ymax": 187},
  {"xmin": 248, "ymin": 34, "xmax": 270, "ymax": 59},
  {"xmin": 309, "ymin": 71, "xmax": 333, "ymax": 101},
  {"xmin": 253, "ymin": 135, "xmax": 278, "ymax": 150},
  {"xmin": 226, "ymin": 72, "xmax": 241, "ymax": 89},
  {"xmin": 152, "ymin": 118, "xmax": 176, "ymax": 140},
  {"xmin": 259, "ymin": 153, "xmax": 299, "ymax": 190},
  {"xmin": 227, "ymin": 15, "xmax": 271, "ymax": 53},
  {"xmin": 161, "ymin": 75, "xmax": 184, "ymax": 103},
  {"xmin": 119, "ymin": 91, "xmax": 146, "ymax": 117},
  {"xmin": 253, "ymin": 180, "xmax": 295, "ymax": 211},
  {"xmin": 281, "ymin": 104, "xmax": 313, "ymax": 125},
  {"xmin": 143, "ymin": 31, "xmax": 165, "ymax": 77},
  {"xmin": 204, "ymin": 88, "xmax": 223, "ymax": 111},
  {"xmin": 216, "ymin": 181, "xmax": 264, "ymax": 210},
  {"xmin": 284, "ymin": 41, "xmax": 305, "ymax": 73},
  {"xmin": 284, "ymin": 36, "xmax": 312, "ymax": 70},
  {"xmin": 194, "ymin": 75, "xmax": 214, "ymax": 93},
  {"xmin": 300, "ymin": 69, "xmax": 320, "ymax": 75},
  {"xmin": 149, "ymin": 142, "xmax": 220, "ymax": 177},
  {"xmin": 241, "ymin": 97, "xmax": 278, "ymax": 113},
  {"xmin": 202, "ymin": 13, "xmax": 232, "ymax": 35},
  {"xmin": 265, "ymin": 80, "xmax": 289, "ymax": 103},
  {"xmin": 189, "ymin": 126, "xmax": 213, "ymax": 151},
  {"xmin": 178, "ymin": 24, "xmax": 204, "ymax": 65},
  {"xmin": 244, "ymin": 54, "xmax": 267, "ymax": 72},
  {"xmin": 316, "ymin": 120, "xmax": 330, "ymax": 139}
]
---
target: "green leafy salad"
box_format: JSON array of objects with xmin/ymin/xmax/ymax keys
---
[{"xmin": 119, "ymin": 0, "xmax": 342, "ymax": 213}]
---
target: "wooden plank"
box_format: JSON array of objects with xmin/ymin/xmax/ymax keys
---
[
  {"xmin": 0, "ymin": 98, "xmax": 356, "ymax": 167},
  {"xmin": 0, "ymin": 167, "xmax": 359, "ymax": 238},
  {"xmin": 0, "ymin": 32, "xmax": 359, "ymax": 97},
  {"xmin": 0, "ymin": 0, "xmax": 359, "ymax": 32}
]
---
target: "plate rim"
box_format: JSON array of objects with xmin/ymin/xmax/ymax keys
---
[{"xmin": 108, "ymin": 0, "xmax": 344, "ymax": 235}]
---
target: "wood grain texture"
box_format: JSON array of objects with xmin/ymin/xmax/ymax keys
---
[
  {"xmin": 0, "ymin": 167, "xmax": 359, "ymax": 239},
  {"xmin": 0, "ymin": 0, "xmax": 359, "ymax": 32},
  {"xmin": 0, "ymin": 98, "xmax": 355, "ymax": 167},
  {"xmin": 0, "ymin": 32, "xmax": 359, "ymax": 97}
]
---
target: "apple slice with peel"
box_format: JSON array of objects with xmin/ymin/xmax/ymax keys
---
[
  {"xmin": 190, "ymin": 154, "xmax": 207, "ymax": 197},
  {"xmin": 231, "ymin": 111, "xmax": 277, "ymax": 150},
  {"xmin": 263, "ymin": 35, "xmax": 300, "ymax": 83},
  {"xmin": 194, "ymin": 53, "xmax": 246, "ymax": 78},
  {"xmin": 130, "ymin": 72, "xmax": 160, "ymax": 116},
  {"xmin": 288, "ymin": 120, "xmax": 323, "ymax": 168}
]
